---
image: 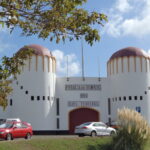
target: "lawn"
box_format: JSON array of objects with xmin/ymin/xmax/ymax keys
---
[
  {"xmin": 0, "ymin": 136, "xmax": 150, "ymax": 150},
  {"xmin": 0, "ymin": 136, "xmax": 112, "ymax": 150}
]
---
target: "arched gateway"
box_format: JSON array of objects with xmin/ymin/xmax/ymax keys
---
[{"xmin": 69, "ymin": 108, "xmax": 99, "ymax": 134}]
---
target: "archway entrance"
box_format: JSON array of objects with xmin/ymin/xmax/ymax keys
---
[{"xmin": 69, "ymin": 108, "xmax": 99, "ymax": 134}]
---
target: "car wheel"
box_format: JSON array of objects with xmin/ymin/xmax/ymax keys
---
[
  {"xmin": 6, "ymin": 133, "xmax": 12, "ymax": 141},
  {"xmin": 91, "ymin": 131, "xmax": 97, "ymax": 137},
  {"xmin": 110, "ymin": 131, "xmax": 115, "ymax": 136},
  {"xmin": 25, "ymin": 133, "xmax": 31, "ymax": 140}
]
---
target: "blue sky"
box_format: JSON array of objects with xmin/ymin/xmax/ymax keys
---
[{"xmin": 0, "ymin": 0, "xmax": 150, "ymax": 77}]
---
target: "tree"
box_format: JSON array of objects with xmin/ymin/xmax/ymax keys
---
[
  {"xmin": 0, "ymin": 0, "xmax": 107, "ymax": 109},
  {"xmin": 0, "ymin": 47, "xmax": 34, "ymax": 109},
  {"xmin": 0, "ymin": 0, "xmax": 107, "ymax": 45}
]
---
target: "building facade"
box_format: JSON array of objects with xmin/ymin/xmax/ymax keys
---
[{"xmin": 0, "ymin": 44, "xmax": 150, "ymax": 134}]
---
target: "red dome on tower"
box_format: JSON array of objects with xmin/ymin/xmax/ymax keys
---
[
  {"xmin": 19, "ymin": 44, "xmax": 52, "ymax": 57},
  {"xmin": 109, "ymin": 47, "xmax": 148, "ymax": 60}
]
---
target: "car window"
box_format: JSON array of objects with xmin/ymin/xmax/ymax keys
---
[
  {"xmin": 21, "ymin": 123, "xmax": 28, "ymax": 128},
  {"xmin": 93, "ymin": 123, "xmax": 100, "ymax": 127},
  {"xmin": 100, "ymin": 123, "xmax": 107, "ymax": 127},
  {"xmin": 0, "ymin": 119, "xmax": 6, "ymax": 125},
  {"xmin": 82, "ymin": 122, "xmax": 92, "ymax": 126},
  {"xmin": 15, "ymin": 123, "xmax": 22, "ymax": 128},
  {"xmin": 93, "ymin": 123, "xmax": 107, "ymax": 127},
  {"xmin": 0, "ymin": 123, "xmax": 13, "ymax": 128}
]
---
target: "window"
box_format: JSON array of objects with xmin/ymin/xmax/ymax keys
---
[
  {"xmin": 48, "ymin": 96, "xmax": 50, "ymax": 100},
  {"xmin": 145, "ymin": 91, "xmax": 147, "ymax": 95},
  {"xmin": 134, "ymin": 96, "xmax": 137, "ymax": 100},
  {"xmin": 108, "ymin": 98, "xmax": 111, "ymax": 115},
  {"xmin": 21, "ymin": 123, "xmax": 27, "ymax": 128},
  {"xmin": 16, "ymin": 81, "xmax": 18, "ymax": 85},
  {"xmin": 15, "ymin": 123, "xmax": 22, "ymax": 128},
  {"xmin": 37, "ymin": 96, "xmax": 40, "ymax": 100},
  {"xmin": 129, "ymin": 96, "xmax": 132, "ymax": 100},
  {"xmin": 119, "ymin": 97, "xmax": 121, "ymax": 101},
  {"xmin": 20, "ymin": 86, "xmax": 23, "ymax": 89},
  {"xmin": 140, "ymin": 96, "xmax": 143, "ymax": 100},
  {"xmin": 108, "ymin": 117, "xmax": 111, "ymax": 126},
  {"xmin": 99, "ymin": 123, "xmax": 106, "ymax": 127},
  {"xmin": 25, "ymin": 91, "xmax": 28, "ymax": 94},
  {"xmin": 112, "ymin": 98, "xmax": 114, "ymax": 102},
  {"xmin": 57, "ymin": 118, "xmax": 60, "ymax": 129},
  {"xmin": 31, "ymin": 96, "xmax": 34, "ymax": 101},
  {"xmin": 82, "ymin": 122, "xmax": 92, "ymax": 126},
  {"xmin": 10, "ymin": 99, "xmax": 13, "ymax": 106},
  {"xmin": 56, "ymin": 98, "xmax": 59, "ymax": 116},
  {"xmin": 93, "ymin": 123, "xmax": 105, "ymax": 127},
  {"xmin": 115, "ymin": 97, "xmax": 117, "ymax": 101},
  {"xmin": 123, "ymin": 96, "xmax": 126, "ymax": 100},
  {"xmin": 43, "ymin": 96, "xmax": 45, "ymax": 100},
  {"xmin": 136, "ymin": 106, "xmax": 141, "ymax": 113}
]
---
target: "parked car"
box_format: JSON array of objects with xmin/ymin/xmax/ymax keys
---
[
  {"xmin": 0, "ymin": 118, "xmax": 21, "ymax": 125},
  {"xmin": 75, "ymin": 122, "xmax": 116, "ymax": 137},
  {"xmin": 0, "ymin": 121, "xmax": 33, "ymax": 140}
]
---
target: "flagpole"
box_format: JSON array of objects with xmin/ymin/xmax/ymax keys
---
[
  {"xmin": 66, "ymin": 55, "xmax": 69, "ymax": 81},
  {"xmin": 81, "ymin": 38, "xmax": 85, "ymax": 81},
  {"xmin": 98, "ymin": 57, "xmax": 101, "ymax": 81}
]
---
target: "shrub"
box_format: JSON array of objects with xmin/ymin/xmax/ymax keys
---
[{"xmin": 112, "ymin": 108, "xmax": 150, "ymax": 150}]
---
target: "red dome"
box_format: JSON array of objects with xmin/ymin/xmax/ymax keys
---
[
  {"xmin": 110, "ymin": 47, "xmax": 148, "ymax": 60},
  {"xmin": 19, "ymin": 44, "xmax": 52, "ymax": 57}
]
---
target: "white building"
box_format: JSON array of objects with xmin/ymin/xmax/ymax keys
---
[{"xmin": 1, "ymin": 44, "xmax": 150, "ymax": 134}]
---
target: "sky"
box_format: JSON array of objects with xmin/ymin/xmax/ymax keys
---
[{"xmin": 1, "ymin": 0, "xmax": 150, "ymax": 77}]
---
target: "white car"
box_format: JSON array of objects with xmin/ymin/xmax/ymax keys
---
[
  {"xmin": 75, "ymin": 122, "xmax": 116, "ymax": 137},
  {"xmin": 0, "ymin": 118, "xmax": 21, "ymax": 125},
  {"xmin": 6, "ymin": 118, "xmax": 21, "ymax": 122}
]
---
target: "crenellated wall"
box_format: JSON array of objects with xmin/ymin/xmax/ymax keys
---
[
  {"xmin": 107, "ymin": 56, "xmax": 150, "ymax": 76},
  {"xmin": 7, "ymin": 53, "xmax": 57, "ymax": 130},
  {"xmin": 1, "ymin": 45, "xmax": 150, "ymax": 133},
  {"xmin": 107, "ymin": 54, "xmax": 150, "ymax": 123}
]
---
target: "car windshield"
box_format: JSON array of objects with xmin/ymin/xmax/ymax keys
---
[{"xmin": 0, "ymin": 122, "xmax": 14, "ymax": 129}]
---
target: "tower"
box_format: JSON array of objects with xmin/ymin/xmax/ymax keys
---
[
  {"xmin": 9, "ymin": 44, "xmax": 57, "ymax": 131},
  {"xmin": 107, "ymin": 47, "xmax": 150, "ymax": 122}
]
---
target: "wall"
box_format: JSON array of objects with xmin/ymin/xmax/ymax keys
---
[{"xmin": 107, "ymin": 56, "xmax": 150, "ymax": 123}]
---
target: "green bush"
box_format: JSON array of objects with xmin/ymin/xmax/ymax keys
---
[{"xmin": 112, "ymin": 108, "xmax": 150, "ymax": 150}]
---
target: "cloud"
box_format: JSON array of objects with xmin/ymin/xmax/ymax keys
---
[
  {"xmin": 115, "ymin": 0, "xmax": 132, "ymax": 13},
  {"xmin": 105, "ymin": 0, "xmax": 150, "ymax": 38},
  {"xmin": 147, "ymin": 49, "xmax": 150, "ymax": 55},
  {"xmin": 52, "ymin": 50, "xmax": 80, "ymax": 76}
]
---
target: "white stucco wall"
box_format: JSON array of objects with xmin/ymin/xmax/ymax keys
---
[{"xmin": 1, "ymin": 47, "xmax": 150, "ymax": 132}]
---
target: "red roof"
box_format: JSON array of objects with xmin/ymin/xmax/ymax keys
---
[
  {"xmin": 19, "ymin": 44, "xmax": 52, "ymax": 57},
  {"xmin": 110, "ymin": 47, "xmax": 148, "ymax": 60}
]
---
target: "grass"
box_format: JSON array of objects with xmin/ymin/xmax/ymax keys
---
[
  {"xmin": 0, "ymin": 136, "xmax": 150, "ymax": 150},
  {"xmin": 0, "ymin": 136, "xmax": 112, "ymax": 150}
]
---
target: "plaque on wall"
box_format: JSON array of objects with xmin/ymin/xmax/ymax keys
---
[{"xmin": 68, "ymin": 101, "xmax": 100, "ymax": 107}]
